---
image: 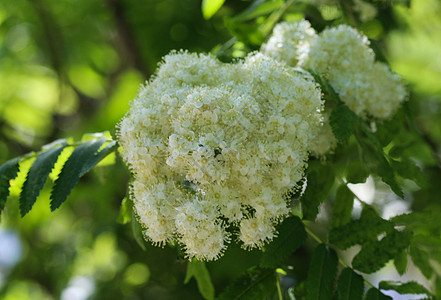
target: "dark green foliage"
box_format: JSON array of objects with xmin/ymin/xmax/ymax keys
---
[
  {"xmin": 394, "ymin": 250, "xmax": 408, "ymax": 276},
  {"xmin": 379, "ymin": 281, "xmax": 432, "ymax": 296},
  {"xmin": 336, "ymin": 268, "xmax": 364, "ymax": 300},
  {"xmin": 356, "ymin": 127, "xmax": 403, "ymax": 198},
  {"xmin": 217, "ymin": 267, "xmax": 276, "ymax": 300},
  {"xmin": 409, "ymin": 244, "xmax": 433, "ymax": 279},
  {"xmin": 0, "ymin": 157, "xmax": 20, "ymax": 214},
  {"xmin": 301, "ymin": 161, "xmax": 335, "ymax": 221},
  {"xmin": 50, "ymin": 138, "xmax": 116, "ymax": 211},
  {"xmin": 351, "ymin": 229, "xmax": 411, "ymax": 274},
  {"xmin": 345, "ymin": 161, "xmax": 370, "ymax": 184},
  {"xmin": 329, "ymin": 206, "xmax": 393, "ymax": 250},
  {"xmin": 330, "ymin": 105, "xmax": 358, "ymax": 142},
  {"xmin": 306, "ymin": 244, "xmax": 338, "ymax": 300},
  {"xmin": 331, "ymin": 185, "xmax": 354, "ymax": 228},
  {"xmin": 185, "ymin": 260, "xmax": 215, "ymax": 300},
  {"xmin": 364, "ymin": 288, "xmax": 392, "ymax": 300},
  {"xmin": 260, "ymin": 216, "xmax": 306, "ymax": 268},
  {"xmin": 19, "ymin": 141, "xmax": 67, "ymax": 216}
]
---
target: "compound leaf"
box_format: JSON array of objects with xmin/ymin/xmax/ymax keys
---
[
  {"xmin": 0, "ymin": 157, "xmax": 20, "ymax": 214},
  {"xmin": 352, "ymin": 230, "xmax": 411, "ymax": 274},
  {"xmin": 50, "ymin": 138, "xmax": 116, "ymax": 211},
  {"xmin": 20, "ymin": 141, "xmax": 67, "ymax": 216}
]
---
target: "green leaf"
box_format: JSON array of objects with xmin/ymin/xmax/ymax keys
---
[
  {"xmin": 234, "ymin": 0, "xmax": 284, "ymax": 21},
  {"xmin": 352, "ymin": 230, "xmax": 411, "ymax": 274},
  {"xmin": 306, "ymin": 244, "xmax": 338, "ymax": 300},
  {"xmin": 329, "ymin": 206, "xmax": 393, "ymax": 250},
  {"xmin": 217, "ymin": 267, "xmax": 276, "ymax": 300},
  {"xmin": 331, "ymin": 185, "xmax": 354, "ymax": 228},
  {"xmin": 330, "ymin": 105, "xmax": 358, "ymax": 142},
  {"xmin": 356, "ymin": 127, "xmax": 403, "ymax": 198},
  {"xmin": 301, "ymin": 161, "xmax": 335, "ymax": 221},
  {"xmin": 336, "ymin": 268, "xmax": 364, "ymax": 300},
  {"xmin": 185, "ymin": 260, "xmax": 215, "ymax": 300},
  {"xmin": 346, "ymin": 161, "xmax": 370, "ymax": 184},
  {"xmin": 201, "ymin": 0, "xmax": 225, "ymax": 19},
  {"xmin": 117, "ymin": 196, "xmax": 132, "ymax": 224},
  {"xmin": 364, "ymin": 288, "xmax": 392, "ymax": 300},
  {"xmin": 19, "ymin": 141, "xmax": 67, "ymax": 217},
  {"xmin": 410, "ymin": 244, "xmax": 433, "ymax": 279},
  {"xmin": 50, "ymin": 138, "xmax": 116, "ymax": 211},
  {"xmin": 260, "ymin": 216, "xmax": 307, "ymax": 268},
  {"xmin": 393, "ymin": 250, "xmax": 408, "ymax": 276},
  {"xmin": 379, "ymin": 281, "xmax": 432, "ymax": 296},
  {"xmin": 0, "ymin": 157, "xmax": 20, "ymax": 214}
]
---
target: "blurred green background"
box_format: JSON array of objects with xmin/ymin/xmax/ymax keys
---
[{"xmin": 0, "ymin": 0, "xmax": 440, "ymax": 299}]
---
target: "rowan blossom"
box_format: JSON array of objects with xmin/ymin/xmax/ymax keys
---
[
  {"xmin": 118, "ymin": 51, "xmax": 323, "ymax": 260},
  {"xmin": 263, "ymin": 20, "xmax": 406, "ymax": 155}
]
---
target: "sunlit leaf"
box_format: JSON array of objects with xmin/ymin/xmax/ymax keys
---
[
  {"xmin": 20, "ymin": 141, "xmax": 67, "ymax": 216},
  {"xmin": 50, "ymin": 138, "xmax": 116, "ymax": 211},
  {"xmin": 0, "ymin": 157, "xmax": 20, "ymax": 214},
  {"xmin": 202, "ymin": 0, "xmax": 225, "ymax": 19}
]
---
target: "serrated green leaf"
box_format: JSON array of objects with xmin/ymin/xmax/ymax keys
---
[
  {"xmin": 336, "ymin": 268, "xmax": 364, "ymax": 300},
  {"xmin": 356, "ymin": 127, "xmax": 403, "ymax": 198},
  {"xmin": 217, "ymin": 267, "xmax": 276, "ymax": 300},
  {"xmin": 410, "ymin": 244, "xmax": 433, "ymax": 279},
  {"xmin": 364, "ymin": 288, "xmax": 392, "ymax": 300},
  {"xmin": 379, "ymin": 281, "xmax": 432, "ymax": 296},
  {"xmin": 185, "ymin": 260, "xmax": 215, "ymax": 300},
  {"xmin": 0, "ymin": 157, "xmax": 20, "ymax": 214},
  {"xmin": 330, "ymin": 105, "xmax": 358, "ymax": 142},
  {"xmin": 329, "ymin": 206, "xmax": 393, "ymax": 250},
  {"xmin": 260, "ymin": 216, "xmax": 306, "ymax": 268},
  {"xmin": 202, "ymin": 0, "xmax": 225, "ymax": 19},
  {"xmin": 352, "ymin": 230, "xmax": 411, "ymax": 274},
  {"xmin": 117, "ymin": 196, "xmax": 132, "ymax": 224},
  {"xmin": 306, "ymin": 244, "xmax": 338, "ymax": 300},
  {"xmin": 377, "ymin": 158, "xmax": 403, "ymax": 198},
  {"xmin": 394, "ymin": 250, "xmax": 408, "ymax": 276},
  {"xmin": 331, "ymin": 185, "xmax": 354, "ymax": 228},
  {"xmin": 19, "ymin": 142, "xmax": 67, "ymax": 217},
  {"xmin": 50, "ymin": 138, "xmax": 116, "ymax": 211},
  {"xmin": 301, "ymin": 161, "xmax": 335, "ymax": 221}
]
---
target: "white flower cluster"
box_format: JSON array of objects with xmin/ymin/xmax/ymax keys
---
[
  {"xmin": 118, "ymin": 51, "xmax": 323, "ymax": 261},
  {"xmin": 262, "ymin": 20, "xmax": 406, "ymax": 155}
]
